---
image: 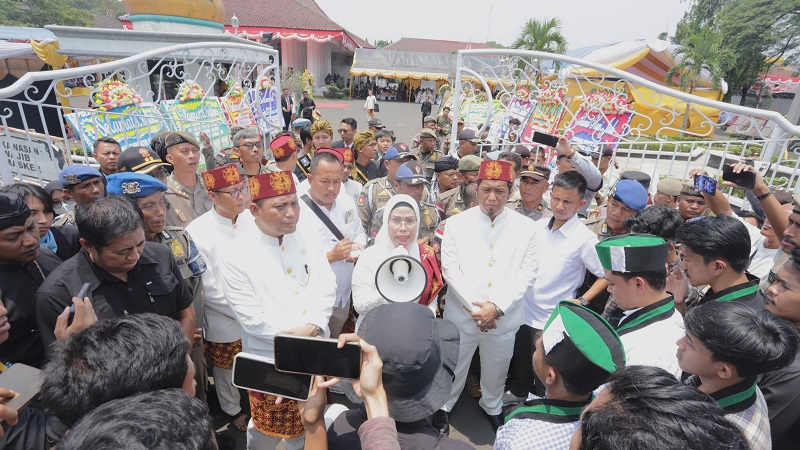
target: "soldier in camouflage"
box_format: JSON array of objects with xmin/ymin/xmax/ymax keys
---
[{"xmin": 413, "ymin": 128, "xmax": 444, "ymax": 181}]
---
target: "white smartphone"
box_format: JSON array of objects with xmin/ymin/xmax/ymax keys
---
[{"xmin": 231, "ymin": 352, "xmax": 313, "ymax": 401}]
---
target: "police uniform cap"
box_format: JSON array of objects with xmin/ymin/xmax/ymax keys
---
[
  {"xmin": 423, "ymin": 116, "xmax": 436, "ymax": 124},
  {"xmin": 419, "ymin": 129, "xmax": 437, "ymax": 139},
  {"xmin": 395, "ymin": 161, "xmax": 429, "ymax": 186},
  {"xmin": 657, "ymin": 178, "xmax": 683, "ymax": 197},
  {"xmin": 106, "ymin": 172, "xmax": 167, "ymax": 198},
  {"xmin": 620, "ymin": 170, "xmax": 651, "ymax": 190},
  {"xmin": 612, "ymin": 179, "xmax": 649, "ymax": 211},
  {"xmin": 163, "ymin": 131, "xmax": 200, "ymax": 150},
  {"xmin": 458, "ymin": 155, "xmax": 482, "ymax": 172},
  {"xmin": 59, "ymin": 165, "xmax": 102, "ymax": 188}
]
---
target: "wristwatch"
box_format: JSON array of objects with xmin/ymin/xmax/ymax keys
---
[
  {"xmin": 490, "ymin": 302, "xmax": 504, "ymax": 319},
  {"xmin": 577, "ymin": 297, "xmax": 589, "ymax": 307}
]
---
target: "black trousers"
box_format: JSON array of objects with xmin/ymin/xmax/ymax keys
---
[
  {"xmin": 282, "ymin": 112, "xmax": 292, "ymax": 131},
  {"xmin": 506, "ymin": 325, "xmax": 544, "ymax": 397}
]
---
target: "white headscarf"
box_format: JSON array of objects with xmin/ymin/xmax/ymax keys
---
[{"xmin": 374, "ymin": 194, "xmax": 421, "ymax": 261}]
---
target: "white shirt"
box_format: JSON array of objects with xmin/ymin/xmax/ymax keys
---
[
  {"xmin": 442, "ymin": 207, "xmax": 538, "ymax": 335},
  {"xmin": 618, "ymin": 307, "xmax": 684, "ymax": 378},
  {"xmin": 749, "ymin": 244, "xmax": 781, "ymax": 279},
  {"xmin": 298, "ymin": 191, "xmax": 367, "ymax": 308},
  {"xmin": 186, "ymin": 207, "xmax": 257, "ymax": 343},
  {"xmin": 219, "ymin": 225, "xmax": 336, "ymax": 360},
  {"xmin": 528, "ymin": 215, "xmax": 605, "ymax": 329}
]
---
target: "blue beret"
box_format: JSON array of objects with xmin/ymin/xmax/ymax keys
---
[
  {"xmin": 59, "ymin": 165, "xmax": 102, "ymax": 188},
  {"xmin": 612, "ymin": 179, "xmax": 648, "ymax": 211},
  {"xmin": 106, "ymin": 172, "xmax": 167, "ymax": 198}
]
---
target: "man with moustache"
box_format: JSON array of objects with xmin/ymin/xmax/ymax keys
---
[
  {"xmin": 52, "ymin": 165, "xmax": 106, "ymax": 227},
  {"xmin": 220, "ymin": 171, "xmax": 336, "ymax": 449},
  {"xmin": 0, "ymin": 193, "xmax": 61, "ymax": 368},
  {"xmin": 187, "ymin": 164, "xmax": 257, "ymax": 432},
  {"xmin": 433, "ymin": 160, "xmax": 539, "ymax": 434},
  {"xmin": 163, "ymin": 131, "xmax": 213, "ymax": 227}
]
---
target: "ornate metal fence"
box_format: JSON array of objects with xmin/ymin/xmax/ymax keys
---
[
  {"xmin": 450, "ymin": 49, "xmax": 800, "ymax": 198},
  {"xmin": 0, "ymin": 41, "xmax": 280, "ymax": 185}
]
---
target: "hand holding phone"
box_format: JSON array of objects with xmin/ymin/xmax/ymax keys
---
[
  {"xmin": 0, "ymin": 364, "xmax": 41, "ymax": 423},
  {"xmin": 531, "ymin": 131, "xmax": 559, "ymax": 148},
  {"xmin": 693, "ymin": 174, "xmax": 717, "ymax": 196},
  {"xmin": 55, "ymin": 284, "xmax": 97, "ymax": 341},
  {"xmin": 232, "ymin": 353, "xmax": 313, "ymax": 401},
  {"xmin": 274, "ymin": 334, "xmax": 362, "ymax": 379},
  {"xmin": 721, "ymin": 163, "xmax": 757, "ymax": 190}
]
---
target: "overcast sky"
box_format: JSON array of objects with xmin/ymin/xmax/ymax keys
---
[{"xmin": 315, "ymin": 0, "xmax": 691, "ymax": 50}]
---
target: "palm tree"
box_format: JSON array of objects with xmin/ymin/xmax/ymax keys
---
[
  {"xmin": 512, "ymin": 18, "xmax": 568, "ymax": 75},
  {"xmin": 665, "ymin": 29, "xmax": 729, "ymax": 134}
]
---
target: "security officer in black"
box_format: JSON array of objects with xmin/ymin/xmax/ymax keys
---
[{"xmin": 35, "ymin": 195, "xmax": 195, "ymax": 353}]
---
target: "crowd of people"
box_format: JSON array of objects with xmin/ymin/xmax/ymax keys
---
[{"xmin": 1, "ymin": 109, "xmax": 800, "ymax": 450}]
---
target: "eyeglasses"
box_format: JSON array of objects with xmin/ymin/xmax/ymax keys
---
[
  {"xmin": 239, "ymin": 141, "xmax": 264, "ymax": 149},
  {"xmin": 389, "ymin": 218, "xmax": 417, "ymax": 229},
  {"xmin": 214, "ymin": 184, "xmax": 250, "ymax": 198},
  {"xmin": 150, "ymin": 168, "xmax": 169, "ymax": 180},
  {"xmin": 338, "ymin": 129, "xmax": 353, "ymax": 134}
]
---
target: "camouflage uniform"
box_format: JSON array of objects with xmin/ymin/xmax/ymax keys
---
[{"xmin": 164, "ymin": 174, "xmax": 213, "ymax": 228}]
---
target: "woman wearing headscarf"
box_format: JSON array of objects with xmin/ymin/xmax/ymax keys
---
[
  {"xmin": 351, "ymin": 130, "xmax": 379, "ymax": 184},
  {"xmin": 352, "ymin": 195, "xmax": 443, "ymax": 329}
]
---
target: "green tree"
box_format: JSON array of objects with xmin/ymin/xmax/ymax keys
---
[
  {"xmin": 665, "ymin": 30, "xmax": 730, "ymax": 134},
  {"xmin": 487, "ymin": 40, "xmax": 507, "ymax": 49},
  {"xmin": 512, "ymin": 18, "xmax": 568, "ymax": 55},
  {"xmin": 374, "ymin": 39, "xmax": 392, "ymax": 49},
  {"xmin": 0, "ymin": 0, "xmax": 123, "ymax": 27}
]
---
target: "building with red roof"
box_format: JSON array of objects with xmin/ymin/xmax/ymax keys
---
[{"xmin": 384, "ymin": 38, "xmax": 492, "ymax": 54}]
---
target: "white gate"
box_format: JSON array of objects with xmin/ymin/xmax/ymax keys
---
[
  {"xmin": 450, "ymin": 49, "xmax": 800, "ymax": 197},
  {"xmin": 0, "ymin": 41, "xmax": 281, "ymax": 185}
]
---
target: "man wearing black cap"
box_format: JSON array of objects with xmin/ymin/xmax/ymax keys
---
[
  {"xmin": 327, "ymin": 303, "xmax": 471, "ymax": 449},
  {"xmin": 431, "ymin": 156, "xmax": 460, "ymax": 207},
  {"xmin": 117, "ymin": 146, "xmax": 172, "ymax": 181},
  {"xmin": 163, "ymin": 131, "xmax": 213, "ymax": 227},
  {"xmin": 496, "ymin": 301, "xmax": 625, "ymax": 449},
  {"xmin": 413, "ymin": 128, "xmax": 444, "ymax": 181},
  {"xmin": 0, "ymin": 193, "xmax": 61, "ymax": 368},
  {"xmin": 454, "ymin": 130, "xmax": 479, "ymax": 159},
  {"xmin": 367, "ymin": 118, "xmax": 386, "ymax": 134},
  {"xmin": 357, "ymin": 145, "xmax": 416, "ymax": 236},
  {"xmin": 411, "ymin": 115, "xmax": 439, "ymax": 151},
  {"xmin": 506, "ymin": 164, "xmax": 552, "ymax": 222}
]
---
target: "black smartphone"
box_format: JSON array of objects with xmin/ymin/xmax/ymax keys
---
[
  {"xmin": 231, "ymin": 353, "xmax": 312, "ymax": 401},
  {"xmin": 69, "ymin": 282, "xmax": 91, "ymax": 319},
  {"xmin": 693, "ymin": 174, "xmax": 718, "ymax": 196},
  {"xmin": 531, "ymin": 131, "xmax": 559, "ymax": 148},
  {"xmin": 721, "ymin": 164, "xmax": 756, "ymax": 189},
  {"xmin": 274, "ymin": 334, "xmax": 361, "ymax": 379},
  {"xmin": 0, "ymin": 363, "xmax": 41, "ymax": 413}
]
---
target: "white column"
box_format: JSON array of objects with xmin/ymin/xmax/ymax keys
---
[{"xmin": 306, "ymin": 41, "xmax": 331, "ymax": 91}]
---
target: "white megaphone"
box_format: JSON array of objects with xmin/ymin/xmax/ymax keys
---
[{"xmin": 375, "ymin": 246, "xmax": 429, "ymax": 303}]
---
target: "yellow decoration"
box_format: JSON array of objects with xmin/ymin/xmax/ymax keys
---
[
  {"xmin": 269, "ymin": 172, "xmax": 292, "ymax": 195},
  {"xmin": 170, "ymin": 239, "xmax": 186, "ymax": 258},
  {"xmin": 122, "ymin": 0, "xmax": 225, "ymax": 23},
  {"xmin": 29, "ymin": 39, "xmax": 68, "ymax": 67}
]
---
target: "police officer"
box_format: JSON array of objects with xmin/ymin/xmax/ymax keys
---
[
  {"xmin": 436, "ymin": 155, "xmax": 481, "ymax": 220},
  {"xmin": 357, "ymin": 144, "xmax": 417, "ymax": 235},
  {"xmin": 162, "ymin": 131, "xmax": 214, "ymax": 227},
  {"xmin": 507, "ymin": 164, "xmax": 553, "ymax": 222},
  {"xmin": 106, "ymin": 171, "xmax": 208, "ymax": 402},
  {"xmin": 117, "ymin": 146, "xmax": 172, "ymax": 181},
  {"xmin": 583, "ymin": 179, "xmax": 649, "ymax": 239},
  {"xmin": 53, "ymin": 165, "xmax": 106, "ymax": 226},
  {"xmin": 430, "ymin": 156, "xmax": 461, "ymax": 206},
  {"xmin": 368, "ymin": 161, "xmax": 439, "ymax": 244},
  {"xmin": 411, "ymin": 115, "xmax": 439, "ymax": 151},
  {"xmin": 414, "ymin": 128, "xmax": 444, "ymax": 181}
]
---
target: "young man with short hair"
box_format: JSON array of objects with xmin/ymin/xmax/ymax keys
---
[
  {"xmin": 93, "ymin": 137, "xmax": 121, "ymax": 178},
  {"xmin": 163, "ymin": 131, "xmax": 213, "ymax": 227},
  {"xmin": 760, "ymin": 246, "xmax": 800, "ymax": 449},
  {"xmin": 495, "ymin": 301, "xmax": 625, "ymax": 449},
  {"xmin": 678, "ymin": 301, "xmax": 799, "ymax": 449},
  {"xmin": 505, "ymin": 171, "xmax": 606, "ymax": 404},
  {"xmin": 596, "ymin": 234, "xmax": 684, "ymax": 377},
  {"xmin": 673, "ymin": 214, "xmax": 762, "ymax": 311}
]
